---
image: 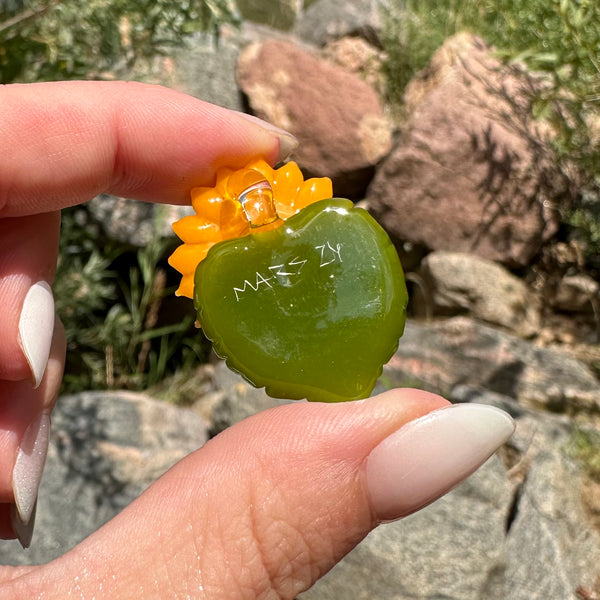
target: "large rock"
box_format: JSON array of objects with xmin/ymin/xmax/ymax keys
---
[
  {"xmin": 0, "ymin": 391, "xmax": 209, "ymax": 565},
  {"xmin": 170, "ymin": 29, "xmax": 246, "ymax": 111},
  {"xmin": 301, "ymin": 454, "xmax": 513, "ymax": 600},
  {"xmin": 419, "ymin": 251, "xmax": 541, "ymax": 337},
  {"xmin": 322, "ymin": 36, "xmax": 386, "ymax": 95},
  {"xmin": 385, "ymin": 317, "xmax": 600, "ymax": 414},
  {"xmin": 87, "ymin": 194, "xmax": 192, "ymax": 247},
  {"xmin": 206, "ymin": 361, "xmax": 289, "ymax": 436},
  {"xmin": 368, "ymin": 33, "xmax": 571, "ymax": 267},
  {"xmin": 237, "ymin": 0, "xmax": 303, "ymax": 31},
  {"xmin": 237, "ymin": 38, "xmax": 392, "ymax": 198},
  {"xmin": 294, "ymin": 0, "xmax": 386, "ymax": 47},
  {"xmin": 552, "ymin": 273, "xmax": 599, "ymax": 313}
]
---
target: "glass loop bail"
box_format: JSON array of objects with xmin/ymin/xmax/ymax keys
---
[{"xmin": 238, "ymin": 179, "xmax": 281, "ymax": 229}]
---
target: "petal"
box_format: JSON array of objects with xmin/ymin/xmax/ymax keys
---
[
  {"xmin": 245, "ymin": 158, "xmax": 276, "ymax": 186},
  {"xmin": 175, "ymin": 274, "xmax": 195, "ymax": 299},
  {"xmin": 168, "ymin": 243, "xmax": 211, "ymax": 275},
  {"xmin": 298, "ymin": 177, "xmax": 333, "ymax": 206},
  {"xmin": 172, "ymin": 216, "xmax": 221, "ymax": 244},
  {"xmin": 191, "ymin": 188, "xmax": 226, "ymax": 221},
  {"xmin": 273, "ymin": 161, "xmax": 304, "ymax": 200}
]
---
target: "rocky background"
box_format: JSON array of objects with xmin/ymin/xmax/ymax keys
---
[{"xmin": 2, "ymin": 1, "xmax": 600, "ymax": 598}]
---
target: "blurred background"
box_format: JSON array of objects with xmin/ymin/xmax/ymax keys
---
[{"xmin": 1, "ymin": 1, "xmax": 599, "ymax": 597}]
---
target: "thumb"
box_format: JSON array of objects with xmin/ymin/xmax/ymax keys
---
[{"xmin": 5, "ymin": 389, "xmax": 514, "ymax": 599}]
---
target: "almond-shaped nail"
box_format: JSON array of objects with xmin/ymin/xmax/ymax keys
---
[
  {"xmin": 10, "ymin": 499, "xmax": 37, "ymax": 549},
  {"xmin": 234, "ymin": 111, "xmax": 299, "ymax": 162},
  {"xmin": 366, "ymin": 403, "xmax": 515, "ymax": 521},
  {"xmin": 12, "ymin": 410, "xmax": 51, "ymax": 527},
  {"xmin": 18, "ymin": 281, "xmax": 55, "ymax": 388}
]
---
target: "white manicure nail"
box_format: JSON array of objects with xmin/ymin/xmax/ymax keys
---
[
  {"xmin": 18, "ymin": 281, "xmax": 54, "ymax": 388},
  {"xmin": 12, "ymin": 411, "xmax": 51, "ymax": 525},
  {"xmin": 10, "ymin": 500, "xmax": 37, "ymax": 549},
  {"xmin": 366, "ymin": 403, "xmax": 515, "ymax": 521}
]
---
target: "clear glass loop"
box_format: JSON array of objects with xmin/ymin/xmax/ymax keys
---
[{"xmin": 238, "ymin": 180, "xmax": 280, "ymax": 228}]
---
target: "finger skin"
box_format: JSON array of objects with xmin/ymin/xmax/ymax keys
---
[
  {"xmin": 0, "ymin": 81, "xmax": 282, "ymax": 217},
  {"xmin": 1, "ymin": 389, "xmax": 449, "ymax": 599}
]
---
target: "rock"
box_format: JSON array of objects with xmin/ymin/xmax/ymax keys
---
[
  {"xmin": 169, "ymin": 29, "xmax": 246, "ymax": 111},
  {"xmin": 237, "ymin": 0, "xmax": 303, "ymax": 31},
  {"xmin": 300, "ymin": 455, "xmax": 514, "ymax": 600},
  {"xmin": 385, "ymin": 317, "xmax": 600, "ymax": 413},
  {"xmin": 503, "ymin": 417, "xmax": 600, "ymax": 599},
  {"xmin": 88, "ymin": 194, "xmax": 193, "ymax": 247},
  {"xmin": 237, "ymin": 38, "xmax": 392, "ymax": 198},
  {"xmin": 552, "ymin": 273, "xmax": 599, "ymax": 313},
  {"xmin": 0, "ymin": 391, "xmax": 209, "ymax": 565},
  {"xmin": 208, "ymin": 361, "xmax": 290, "ymax": 436},
  {"xmin": 419, "ymin": 251, "xmax": 541, "ymax": 336},
  {"xmin": 294, "ymin": 0, "xmax": 385, "ymax": 47},
  {"xmin": 321, "ymin": 36, "xmax": 386, "ymax": 95},
  {"xmin": 368, "ymin": 33, "xmax": 571, "ymax": 267}
]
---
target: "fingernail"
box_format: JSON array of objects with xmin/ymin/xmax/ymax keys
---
[
  {"xmin": 366, "ymin": 403, "xmax": 515, "ymax": 521},
  {"xmin": 10, "ymin": 499, "xmax": 37, "ymax": 549},
  {"xmin": 18, "ymin": 281, "xmax": 55, "ymax": 388},
  {"xmin": 234, "ymin": 111, "xmax": 299, "ymax": 162},
  {"xmin": 12, "ymin": 410, "xmax": 51, "ymax": 527}
]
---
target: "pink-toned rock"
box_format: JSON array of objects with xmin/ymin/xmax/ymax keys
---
[
  {"xmin": 237, "ymin": 38, "xmax": 391, "ymax": 197},
  {"xmin": 368, "ymin": 33, "xmax": 572, "ymax": 267}
]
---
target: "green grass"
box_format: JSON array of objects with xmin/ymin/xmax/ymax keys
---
[
  {"xmin": 568, "ymin": 428, "xmax": 600, "ymax": 481},
  {"xmin": 55, "ymin": 207, "xmax": 211, "ymax": 394}
]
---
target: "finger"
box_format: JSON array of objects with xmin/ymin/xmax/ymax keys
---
[
  {"xmin": 0, "ymin": 81, "xmax": 297, "ymax": 218},
  {"xmin": 0, "ymin": 212, "xmax": 60, "ymax": 383},
  {"xmin": 0, "ymin": 318, "xmax": 65, "ymax": 547},
  {"xmin": 5, "ymin": 390, "xmax": 514, "ymax": 598}
]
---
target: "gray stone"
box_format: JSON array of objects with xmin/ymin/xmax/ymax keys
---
[
  {"xmin": 503, "ymin": 416, "xmax": 600, "ymax": 599},
  {"xmin": 385, "ymin": 317, "xmax": 600, "ymax": 413},
  {"xmin": 170, "ymin": 29, "xmax": 245, "ymax": 111},
  {"xmin": 301, "ymin": 455, "xmax": 514, "ymax": 599},
  {"xmin": 0, "ymin": 391, "xmax": 209, "ymax": 565},
  {"xmin": 420, "ymin": 251, "xmax": 541, "ymax": 337},
  {"xmin": 294, "ymin": 0, "xmax": 386, "ymax": 47},
  {"xmin": 208, "ymin": 361, "xmax": 290, "ymax": 436},
  {"xmin": 237, "ymin": 0, "xmax": 302, "ymax": 31},
  {"xmin": 88, "ymin": 194, "xmax": 193, "ymax": 247},
  {"xmin": 552, "ymin": 273, "xmax": 599, "ymax": 313}
]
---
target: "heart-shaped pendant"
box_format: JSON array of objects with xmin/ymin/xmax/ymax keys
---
[{"xmin": 169, "ymin": 160, "xmax": 407, "ymax": 402}]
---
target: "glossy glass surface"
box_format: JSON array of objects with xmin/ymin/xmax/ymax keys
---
[{"xmin": 195, "ymin": 199, "xmax": 408, "ymax": 402}]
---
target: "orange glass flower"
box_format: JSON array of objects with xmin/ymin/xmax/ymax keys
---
[{"xmin": 168, "ymin": 159, "xmax": 333, "ymax": 298}]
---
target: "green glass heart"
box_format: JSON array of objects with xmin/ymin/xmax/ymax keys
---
[{"xmin": 194, "ymin": 199, "xmax": 407, "ymax": 402}]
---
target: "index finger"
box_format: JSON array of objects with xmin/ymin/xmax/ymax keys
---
[{"xmin": 0, "ymin": 81, "xmax": 295, "ymax": 218}]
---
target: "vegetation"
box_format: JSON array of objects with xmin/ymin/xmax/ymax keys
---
[
  {"xmin": 0, "ymin": 0, "xmax": 239, "ymax": 82},
  {"xmin": 568, "ymin": 427, "xmax": 600, "ymax": 481},
  {"xmin": 54, "ymin": 209, "xmax": 211, "ymax": 395}
]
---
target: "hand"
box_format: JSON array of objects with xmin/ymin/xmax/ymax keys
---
[{"xmin": 0, "ymin": 81, "xmax": 514, "ymax": 599}]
